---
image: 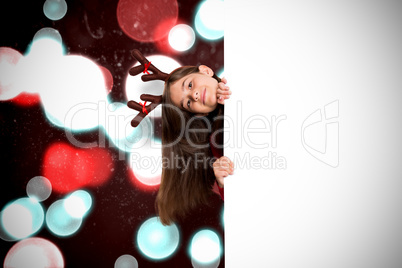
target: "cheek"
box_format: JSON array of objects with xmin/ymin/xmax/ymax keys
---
[{"xmin": 208, "ymin": 87, "xmax": 217, "ymax": 101}]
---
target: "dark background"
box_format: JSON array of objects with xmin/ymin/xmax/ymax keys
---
[{"xmin": 0, "ymin": 0, "xmax": 224, "ymax": 267}]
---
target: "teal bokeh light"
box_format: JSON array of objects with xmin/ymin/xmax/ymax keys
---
[
  {"xmin": 194, "ymin": 0, "xmax": 224, "ymax": 40},
  {"xmin": 0, "ymin": 198, "xmax": 45, "ymax": 241},
  {"xmin": 46, "ymin": 200, "xmax": 82, "ymax": 237},
  {"xmin": 217, "ymin": 68, "xmax": 224, "ymax": 79},
  {"xmin": 136, "ymin": 216, "xmax": 180, "ymax": 260},
  {"xmin": 43, "ymin": 0, "xmax": 68, "ymax": 21}
]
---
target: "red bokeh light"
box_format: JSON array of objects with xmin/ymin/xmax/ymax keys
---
[
  {"xmin": 42, "ymin": 142, "xmax": 114, "ymax": 193},
  {"xmin": 11, "ymin": 92, "xmax": 41, "ymax": 106},
  {"xmin": 98, "ymin": 65, "xmax": 113, "ymax": 94},
  {"xmin": 116, "ymin": 0, "xmax": 178, "ymax": 42}
]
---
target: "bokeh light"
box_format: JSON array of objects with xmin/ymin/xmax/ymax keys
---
[
  {"xmin": 4, "ymin": 237, "xmax": 64, "ymax": 268},
  {"xmin": 39, "ymin": 55, "xmax": 108, "ymax": 131},
  {"xmin": 190, "ymin": 229, "xmax": 221, "ymax": 265},
  {"xmin": 128, "ymin": 138, "xmax": 162, "ymax": 186},
  {"xmin": 221, "ymin": 206, "xmax": 225, "ymax": 227},
  {"xmin": 114, "ymin": 254, "xmax": 139, "ymax": 268},
  {"xmin": 194, "ymin": 0, "xmax": 224, "ymax": 40},
  {"xmin": 0, "ymin": 198, "xmax": 45, "ymax": 241},
  {"xmin": 15, "ymin": 36, "xmax": 108, "ymax": 131},
  {"xmin": 192, "ymin": 256, "xmax": 220, "ymax": 268},
  {"xmin": 43, "ymin": 142, "xmax": 114, "ymax": 193},
  {"xmin": 64, "ymin": 190, "xmax": 92, "ymax": 219},
  {"xmin": 137, "ymin": 216, "xmax": 180, "ymax": 260},
  {"xmin": 26, "ymin": 176, "xmax": 52, "ymax": 202},
  {"xmin": 125, "ymin": 54, "xmax": 181, "ymax": 119},
  {"xmin": 33, "ymin": 27, "xmax": 63, "ymax": 44},
  {"xmin": 46, "ymin": 200, "xmax": 82, "ymax": 237},
  {"xmin": 168, "ymin": 24, "xmax": 196, "ymax": 51},
  {"xmin": 116, "ymin": 0, "xmax": 178, "ymax": 42},
  {"xmin": 99, "ymin": 65, "xmax": 114, "ymax": 94},
  {"xmin": 43, "ymin": 0, "xmax": 68, "ymax": 21},
  {"xmin": 25, "ymin": 34, "xmax": 65, "ymax": 60},
  {"xmin": 216, "ymin": 69, "xmax": 224, "ymax": 79},
  {"xmin": 103, "ymin": 102, "xmax": 153, "ymax": 153},
  {"xmin": 0, "ymin": 47, "xmax": 23, "ymax": 100},
  {"xmin": 1, "ymin": 29, "xmax": 111, "ymax": 132},
  {"xmin": 10, "ymin": 92, "xmax": 41, "ymax": 106}
]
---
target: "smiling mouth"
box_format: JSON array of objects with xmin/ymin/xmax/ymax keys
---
[{"xmin": 202, "ymin": 88, "xmax": 206, "ymax": 105}]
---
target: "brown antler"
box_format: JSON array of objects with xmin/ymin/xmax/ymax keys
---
[{"xmin": 127, "ymin": 49, "xmax": 169, "ymax": 127}]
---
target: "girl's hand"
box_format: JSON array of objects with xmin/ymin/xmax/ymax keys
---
[
  {"xmin": 213, "ymin": 156, "xmax": 234, "ymax": 188},
  {"xmin": 217, "ymin": 77, "xmax": 232, "ymax": 105}
]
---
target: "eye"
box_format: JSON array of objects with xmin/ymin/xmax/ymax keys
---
[
  {"xmin": 187, "ymin": 99, "xmax": 191, "ymax": 108},
  {"xmin": 189, "ymin": 81, "xmax": 192, "ymax": 89}
]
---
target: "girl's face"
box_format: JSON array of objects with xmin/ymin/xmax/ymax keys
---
[{"xmin": 169, "ymin": 65, "xmax": 219, "ymax": 116}]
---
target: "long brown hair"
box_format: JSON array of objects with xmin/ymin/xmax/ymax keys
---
[{"xmin": 156, "ymin": 66, "xmax": 223, "ymax": 225}]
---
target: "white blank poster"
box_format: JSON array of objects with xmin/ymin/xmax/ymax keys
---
[{"xmin": 224, "ymin": 1, "xmax": 402, "ymax": 267}]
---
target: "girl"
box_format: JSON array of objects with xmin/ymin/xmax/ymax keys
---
[{"xmin": 128, "ymin": 50, "xmax": 234, "ymax": 225}]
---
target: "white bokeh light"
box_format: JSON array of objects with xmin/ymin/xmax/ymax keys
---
[
  {"xmin": 168, "ymin": 24, "xmax": 196, "ymax": 51},
  {"xmin": 125, "ymin": 54, "xmax": 181, "ymax": 119},
  {"xmin": 114, "ymin": 254, "xmax": 138, "ymax": 268},
  {"xmin": 190, "ymin": 229, "xmax": 221, "ymax": 265},
  {"xmin": 102, "ymin": 102, "xmax": 153, "ymax": 153},
  {"xmin": 0, "ymin": 30, "xmax": 110, "ymax": 132},
  {"xmin": 64, "ymin": 190, "xmax": 92, "ymax": 219},
  {"xmin": 128, "ymin": 138, "xmax": 162, "ymax": 186},
  {"xmin": 0, "ymin": 198, "xmax": 45, "ymax": 241},
  {"xmin": 198, "ymin": 0, "xmax": 224, "ymax": 31},
  {"xmin": 33, "ymin": 27, "xmax": 63, "ymax": 44},
  {"xmin": 2, "ymin": 204, "xmax": 33, "ymax": 240},
  {"xmin": 4, "ymin": 237, "xmax": 64, "ymax": 268},
  {"xmin": 0, "ymin": 47, "xmax": 23, "ymax": 100},
  {"xmin": 26, "ymin": 176, "xmax": 52, "ymax": 202}
]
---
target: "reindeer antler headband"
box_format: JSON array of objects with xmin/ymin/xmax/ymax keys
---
[{"xmin": 127, "ymin": 49, "xmax": 168, "ymax": 127}]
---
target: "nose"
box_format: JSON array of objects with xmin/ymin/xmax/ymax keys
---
[{"xmin": 190, "ymin": 89, "xmax": 200, "ymax": 101}]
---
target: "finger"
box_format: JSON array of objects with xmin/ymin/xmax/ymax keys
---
[
  {"xmin": 217, "ymin": 89, "xmax": 232, "ymax": 95},
  {"xmin": 214, "ymin": 159, "xmax": 228, "ymax": 169},
  {"xmin": 219, "ymin": 156, "xmax": 231, "ymax": 162},
  {"xmin": 218, "ymin": 82, "xmax": 230, "ymax": 90},
  {"xmin": 217, "ymin": 94, "xmax": 230, "ymax": 101},
  {"xmin": 217, "ymin": 96, "xmax": 225, "ymax": 105},
  {"xmin": 219, "ymin": 157, "xmax": 234, "ymax": 168},
  {"xmin": 221, "ymin": 77, "xmax": 227, "ymax": 84},
  {"xmin": 219, "ymin": 158, "xmax": 231, "ymax": 168},
  {"xmin": 213, "ymin": 160, "xmax": 220, "ymax": 168},
  {"xmin": 215, "ymin": 171, "xmax": 229, "ymax": 178},
  {"xmin": 213, "ymin": 158, "xmax": 227, "ymax": 168},
  {"xmin": 217, "ymin": 84, "xmax": 230, "ymax": 92},
  {"xmin": 217, "ymin": 166, "xmax": 232, "ymax": 174}
]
